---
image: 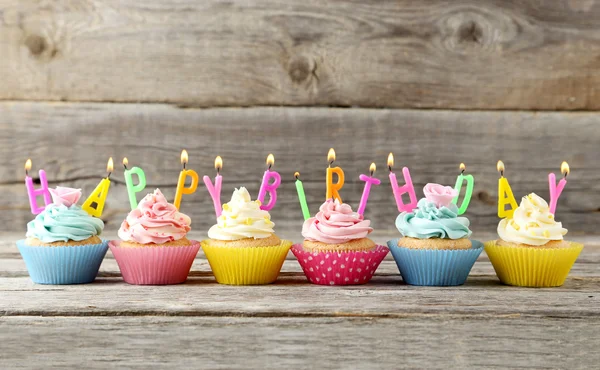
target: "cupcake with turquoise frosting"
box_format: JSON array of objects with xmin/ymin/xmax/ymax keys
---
[
  {"xmin": 387, "ymin": 183, "xmax": 483, "ymax": 286},
  {"xmin": 17, "ymin": 186, "xmax": 108, "ymax": 284}
]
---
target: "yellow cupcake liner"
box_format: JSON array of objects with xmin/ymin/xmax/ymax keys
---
[
  {"xmin": 201, "ymin": 240, "xmax": 292, "ymax": 285},
  {"xmin": 484, "ymin": 241, "xmax": 583, "ymax": 287}
]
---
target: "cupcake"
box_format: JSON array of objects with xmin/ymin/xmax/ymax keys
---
[
  {"xmin": 485, "ymin": 193, "xmax": 583, "ymax": 287},
  {"xmin": 109, "ymin": 189, "xmax": 200, "ymax": 285},
  {"xmin": 17, "ymin": 186, "xmax": 108, "ymax": 285},
  {"xmin": 201, "ymin": 187, "xmax": 292, "ymax": 285},
  {"xmin": 291, "ymin": 199, "xmax": 389, "ymax": 285},
  {"xmin": 387, "ymin": 183, "xmax": 484, "ymax": 286}
]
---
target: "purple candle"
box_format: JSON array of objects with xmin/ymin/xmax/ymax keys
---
[{"xmin": 24, "ymin": 159, "xmax": 52, "ymax": 214}]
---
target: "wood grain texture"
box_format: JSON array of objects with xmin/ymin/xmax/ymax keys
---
[
  {"xmin": 1, "ymin": 103, "xmax": 599, "ymax": 233},
  {"xmin": 2, "ymin": 0, "xmax": 600, "ymax": 109},
  {"xmin": 1, "ymin": 316, "xmax": 599, "ymax": 369}
]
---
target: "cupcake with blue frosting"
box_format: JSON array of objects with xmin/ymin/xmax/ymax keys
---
[
  {"xmin": 17, "ymin": 187, "xmax": 108, "ymax": 284},
  {"xmin": 387, "ymin": 183, "xmax": 483, "ymax": 286}
]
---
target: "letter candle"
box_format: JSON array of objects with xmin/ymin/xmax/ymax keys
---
[
  {"xmin": 82, "ymin": 157, "xmax": 113, "ymax": 217},
  {"xmin": 294, "ymin": 172, "xmax": 310, "ymax": 220},
  {"xmin": 257, "ymin": 154, "xmax": 281, "ymax": 211},
  {"xmin": 203, "ymin": 156, "xmax": 223, "ymax": 218},
  {"xmin": 123, "ymin": 157, "xmax": 147, "ymax": 210},
  {"xmin": 357, "ymin": 163, "xmax": 381, "ymax": 215},
  {"xmin": 452, "ymin": 162, "xmax": 474, "ymax": 215},
  {"xmin": 174, "ymin": 149, "xmax": 199, "ymax": 210},
  {"xmin": 326, "ymin": 148, "xmax": 344, "ymax": 202},
  {"xmin": 548, "ymin": 161, "xmax": 569, "ymax": 215},
  {"xmin": 497, "ymin": 160, "xmax": 518, "ymax": 219},
  {"xmin": 24, "ymin": 159, "xmax": 52, "ymax": 214},
  {"xmin": 387, "ymin": 153, "xmax": 418, "ymax": 213}
]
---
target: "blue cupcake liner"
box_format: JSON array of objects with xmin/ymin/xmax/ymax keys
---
[
  {"xmin": 387, "ymin": 238, "xmax": 484, "ymax": 286},
  {"xmin": 17, "ymin": 239, "xmax": 109, "ymax": 285}
]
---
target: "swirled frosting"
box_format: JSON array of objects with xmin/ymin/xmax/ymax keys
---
[
  {"xmin": 396, "ymin": 198, "xmax": 472, "ymax": 239},
  {"xmin": 118, "ymin": 189, "xmax": 191, "ymax": 244},
  {"xmin": 497, "ymin": 193, "xmax": 567, "ymax": 246},
  {"xmin": 207, "ymin": 187, "xmax": 275, "ymax": 240},
  {"xmin": 302, "ymin": 199, "xmax": 373, "ymax": 244},
  {"xmin": 26, "ymin": 204, "xmax": 104, "ymax": 243}
]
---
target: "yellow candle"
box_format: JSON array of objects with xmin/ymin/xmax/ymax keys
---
[
  {"xmin": 82, "ymin": 157, "xmax": 113, "ymax": 217},
  {"xmin": 497, "ymin": 160, "xmax": 518, "ymax": 219},
  {"xmin": 174, "ymin": 150, "xmax": 199, "ymax": 210},
  {"xmin": 326, "ymin": 148, "xmax": 344, "ymax": 202}
]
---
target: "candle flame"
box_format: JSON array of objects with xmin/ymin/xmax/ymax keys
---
[
  {"xmin": 122, "ymin": 157, "xmax": 129, "ymax": 168},
  {"xmin": 497, "ymin": 160, "xmax": 505, "ymax": 174},
  {"xmin": 294, "ymin": 171, "xmax": 300, "ymax": 179},
  {"xmin": 266, "ymin": 153, "xmax": 275, "ymax": 168},
  {"xmin": 181, "ymin": 150, "xmax": 189, "ymax": 165},
  {"xmin": 387, "ymin": 153, "xmax": 394, "ymax": 170},
  {"xmin": 327, "ymin": 148, "xmax": 336, "ymax": 164},
  {"xmin": 25, "ymin": 159, "xmax": 32, "ymax": 172},
  {"xmin": 460, "ymin": 163, "xmax": 466, "ymax": 172},
  {"xmin": 369, "ymin": 162, "xmax": 376, "ymax": 174},
  {"xmin": 106, "ymin": 157, "xmax": 114, "ymax": 173},
  {"xmin": 561, "ymin": 161, "xmax": 570, "ymax": 177},
  {"xmin": 215, "ymin": 156, "xmax": 223, "ymax": 171}
]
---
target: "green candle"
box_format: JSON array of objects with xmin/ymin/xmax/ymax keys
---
[
  {"xmin": 123, "ymin": 157, "xmax": 147, "ymax": 210},
  {"xmin": 295, "ymin": 172, "xmax": 310, "ymax": 220},
  {"xmin": 452, "ymin": 163, "xmax": 474, "ymax": 215}
]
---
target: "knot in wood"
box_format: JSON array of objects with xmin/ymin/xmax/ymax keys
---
[
  {"xmin": 24, "ymin": 35, "xmax": 47, "ymax": 56},
  {"xmin": 288, "ymin": 55, "xmax": 315, "ymax": 83}
]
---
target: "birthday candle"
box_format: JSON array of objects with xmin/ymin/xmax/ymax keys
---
[
  {"xmin": 452, "ymin": 163, "xmax": 474, "ymax": 215},
  {"xmin": 122, "ymin": 157, "xmax": 147, "ymax": 210},
  {"xmin": 548, "ymin": 161, "xmax": 569, "ymax": 215},
  {"xmin": 82, "ymin": 157, "xmax": 113, "ymax": 217},
  {"xmin": 496, "ymin": 160, "xmax": 518, "ymax": 219},
  {"xmin": 326, "ymin": 148, "xmax": 344, "ymax": 202},
  {"xmin": 257, "ymin": 154, "xmax": 281, "ymax": 211},
  {"xmin": 294, "ymin": 172, "xmax": 310, "ymax": 220},
  {"xmin": 387, "ymin": 153, "xmax": 417, "ymax": 213},
  {"xmin": 203, "ymin": 156, "xmax": 223, "ymax": 218},
  {"xmin": 357, "ymin": 163, "xmax": 381, "ymax": 215},
  {"xmin": 174, "ymin": 150, "xmax": 199, "ymax": 210},
  {"xmin": 24, "ymin": 159, "xmax": 52, "ymax": 214}
]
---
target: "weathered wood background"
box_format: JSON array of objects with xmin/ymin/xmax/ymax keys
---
[{"xmin": 1, "ymin": 0, "xmax": 599, "ymax": 236}]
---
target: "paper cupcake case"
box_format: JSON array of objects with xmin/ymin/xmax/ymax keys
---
[
  {"xmin": 109, "ymin": 240, "xmax": 200, "ymax": 285},
  {"xmin": 387, "ymin": 239, "xmax": 484, "ymax": 286},
  {"xmin": 485, "ymin": 241, "xmax": 584, "ymax": 287},
  {"xmin": 201, "ymin": 240, "xmax": 292, "ymax": 285},
  {"xmin": 291, "ymin": 244, "xmax": 389, "ymax": 286},
  {"xmin": 17, "ymin": 239, "xmax": 109, "ymax": 285}
]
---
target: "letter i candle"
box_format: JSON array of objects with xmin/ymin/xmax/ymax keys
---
[{"xmin": 24, "ymin": 159, "xmax": 52, "ymax": 214}]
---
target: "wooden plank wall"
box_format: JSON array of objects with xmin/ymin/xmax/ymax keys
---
[{"xmin": 1, "ymin": 1, "xmax": 599, "ymax": 234}]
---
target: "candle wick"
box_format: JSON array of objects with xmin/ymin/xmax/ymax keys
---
[
  {"xmin": 500, "ymin": 171, "xmax": 504, "ymax": 177},
  {"xmin": 370, "ymin": 171, "xmax": 374, "ymax": 177},
  {"xmin": 183, "ymin": 162, "xmax": 186, "ymax": 170},
  {"xmin": 388, "ymin": 166, "xmax": 392, "ymax": 172},
  {"xmin": 268, "ymin": 164, "xmax": 272, "ymax": 170},
  {"xmin": 564, "ymin": 172, "xmax": 568, "ymax": 179},
  {"xmin": 107, "ymin": 172, "xmax": 112, "ymax": 179},
  {"xmin": 217, "ymin": 167, "xmax": 220, "ymax": 175},
  {"xmin": 25, "ymin": 169, "xmax": 29, "ymax": 176},
  {"xmin": 461, "ymin": 169, "xmax": 465, "ymax": 174},
  {"xmin": 123, "ymin": 164, "xmax": 128, "ymax": 170}
]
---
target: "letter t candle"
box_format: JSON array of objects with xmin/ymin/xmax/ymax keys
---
[{"xmin": 357, "ymin": 163, "xmax": 380, "ymax": 215}]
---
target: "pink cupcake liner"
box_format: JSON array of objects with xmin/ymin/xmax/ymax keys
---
[
  {"xmin": 291, "ymin": 244, "xmax": 389, "ymax": 285},
  {"xmin": 109, "ymin": 240, "xmax": 200, "ymax": 285}
]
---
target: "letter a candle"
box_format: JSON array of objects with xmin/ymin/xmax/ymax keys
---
[
  {"xmin": 257, "ymin": 154, "xmax": 281, "ymax": 211},
  {"xmin": 174, "ymin": 149, "xmax": 199, "ymax": 210},
  {"xmin": 82, "ymin": 157, "xmax": 113, "ymax": 217},
  {"xmin": 496, "ymin": 160, "xmax": 518, "ymax": 219},
  {"xmin": 24, "ymin": 159, "xmax": 52, "ymax": 214},
  {"xmin": 326, "ymin": 148, "xmax": 344, "ymax": 202},
  {"xmin": 548, "ymin": 161, "xmax": 569, "ymax": 215}
]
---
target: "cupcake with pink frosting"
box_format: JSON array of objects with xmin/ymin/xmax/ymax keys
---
[
  {"xmin": 291, "ymin": 199, "xmax": 389, "ymax": 286},
  {"xmin": 109, "ymin": 189, "xmax": 200, "ymax": 285}
]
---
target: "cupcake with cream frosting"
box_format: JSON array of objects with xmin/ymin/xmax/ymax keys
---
[
  {"xmin": 201, "ymin": 187, "xmax": 292, "ymax": 285},
  {"xmin": 291, "ymin": 199, "xmax": 389, "ymax": 286},
  {"xmin": 109, "ymin": 189, "xmax": 200, "ymax": 285},
  {"xmin": 486, "ymin": 193, "xmax": 583, "ymax": 287},
  {"xmin": 18, "ymin": 186, "xmax": 108, "ymax": 284},
  {"xmin": 387, "ymin": 183, "xmax": 484, "ymax": 286}
]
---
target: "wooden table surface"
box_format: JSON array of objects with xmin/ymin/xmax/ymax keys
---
[{"xmin": 2, "ymin": 231, "xmax": 599, "ymax": 369}]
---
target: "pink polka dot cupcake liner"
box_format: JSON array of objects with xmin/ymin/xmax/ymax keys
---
[
  {"xmin": 109, "ymin": 240, "xmax": 200, "ymax": 285},
  {"xmin": 291, "ymin": 244, "xmax": 389, "ymax": 285}
]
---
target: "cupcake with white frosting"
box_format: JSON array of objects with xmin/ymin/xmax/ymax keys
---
[
  {"xmin": 201, "ymin": 187, "xmax": 292, "ymax": 285},
  {"xmin": 486, "ymin": 193, "xmax": 583, "ymax": 287}
]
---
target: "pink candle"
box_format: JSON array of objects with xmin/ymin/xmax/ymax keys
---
[
  {"xmin": 203, "ymin": 156, "xmax": 223, "ymax": 218},
  {"xmin": 257, "ymin": 154, "xmax": 281, "ymax": 211},
  {"xmin": 387, "ymin": 153, "xmax": 418, "ymax": 213},
  {"xmin": 358, "ymin": 163, "xmax": 381, "ymax": 215},
  {"xmin": 24, "ymin": 159, "xmax": 51, "ymax": 214},
  {"xmin": 548, "ymin": 161, "xmax": 569, "ymax": 215}
]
